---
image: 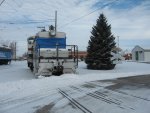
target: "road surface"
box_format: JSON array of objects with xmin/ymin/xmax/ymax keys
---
[{"xmin": 0, "ymin": 75, "xmax": 150, "ymax": 113}]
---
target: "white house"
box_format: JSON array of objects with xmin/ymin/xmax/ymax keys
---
[{"xmin": 132, "ymin": 45, "xmax": 150, "ymax": 62}]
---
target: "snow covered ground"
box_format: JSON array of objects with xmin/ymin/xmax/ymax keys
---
[
  {"xmin": 1, "ymin": 60, "xmax": 150, "ymax": 84},
  {"xmin": 0, "ymin": 61, "xmax": 150, "ymax": 113},
  {"xmin": 0, "ymin": 61, "xmax": 34, "ymax": 83}
]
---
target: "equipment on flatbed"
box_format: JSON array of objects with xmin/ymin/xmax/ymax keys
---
[{"xmin": 27, "ymin": 27, "xmax": 78, "ymax": 76}]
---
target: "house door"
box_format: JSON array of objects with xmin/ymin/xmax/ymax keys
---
[{"xmin": 135, "ymin": 51, "xmax": 139, "ymax": 61}]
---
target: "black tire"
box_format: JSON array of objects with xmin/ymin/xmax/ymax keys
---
[{"xmin": 30, "ymin": 66, "xmax": 33, "ymax": 71}]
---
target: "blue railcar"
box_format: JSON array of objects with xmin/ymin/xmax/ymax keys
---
[{"xmin": 0, "ymin": 46, "xmax": 12, "ymax": 65}]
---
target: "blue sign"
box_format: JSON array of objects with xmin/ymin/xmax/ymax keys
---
[
  {"xmin": 35, "ymin": 37, "xmax": 66, "ymax": 49},
  {"xmin": 0, "ymin": 51, "xmax": 12, "ymax": 59}
]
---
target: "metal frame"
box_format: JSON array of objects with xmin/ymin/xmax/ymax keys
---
[{"xmin": 36, "ymin": 44, "xmax": 78, "ymax": 67}]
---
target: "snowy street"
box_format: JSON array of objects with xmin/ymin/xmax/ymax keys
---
[
  {"xmin": 0, "ymin": 61, "xmax": 150, "ymax": 113},
  {"xmin": 36, "ymin": 76, "xmax": 150, "ymax": 113}
]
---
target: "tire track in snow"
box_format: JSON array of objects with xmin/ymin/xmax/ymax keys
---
[
  {"xmin": 86, "ymin": 82, "xmax": 150, "ymax": 101},
  {"xmin": 69, "ymin": 84, "xmax": 135, "ymax": 111},
  {"xmin": 58, "ymin": 88, "xmax": 92, "ymax": 113}
]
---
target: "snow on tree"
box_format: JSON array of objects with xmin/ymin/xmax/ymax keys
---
[{"xmin": 85, "ymin": 13, "xmax": 116, "ymax": 70}]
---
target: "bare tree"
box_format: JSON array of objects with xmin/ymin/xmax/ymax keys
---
[{"xmin": 9, "ymin": 41, "xmax": 17, "ymax": 60}]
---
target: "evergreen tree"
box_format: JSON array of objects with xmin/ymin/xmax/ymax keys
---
[{"xmin": 85, "ymin": 13, "xmax": 116, "ymax": 70}]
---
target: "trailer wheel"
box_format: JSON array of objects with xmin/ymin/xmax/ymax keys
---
[{"xmin": 4, "ymin": 61, "xmax": 9, "ymax": 65}]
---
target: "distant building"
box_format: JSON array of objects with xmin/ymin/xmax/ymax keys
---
[
  {"xmin": 132, "ymin": 45, "xmax": 150, "ymax": 62},
  {"xmin": 112, "ymin": 47, "xmax": 122, "ymax": 52},
  {"xmin": 78, "ymin": 51, "xmax": 87, "ymax": 59},
  {"xmin": 123, "ymin": 53, "xmax": 132, "ymax": 60}
]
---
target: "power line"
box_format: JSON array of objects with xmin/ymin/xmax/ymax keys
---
[
  {"xmin": 58, "ymin": 8, "xmax": 101, "ymax": 29},
  {"xmin": 1, "ymin": 0, "xmax": 118, "ymax": 27},
  {"xmin": 0, "ymin": 0, "xmax": 17, "ymax": 19},
  {"xmin": 58, "ymin": 0, "xmax": 119, "ymax": 29},
  {"xmin": 0, "ymin": 0, "xmax": 6, "ymax": 6},
  {"xmin": 0, "ymin": 19, "xmax": 54, "ymax": 24},
  {"xmin": 1, "ymin": 0, "xmax": 55, "ymax": 25},
  {"xmin": 12, "ymin": 0, "xmax": 22, "ymax": 8}
]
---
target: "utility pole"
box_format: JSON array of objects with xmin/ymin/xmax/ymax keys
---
[
  {"xmin": 14, "ymin": 42, "xmax": 16, "ymax": 61},
  {"xmin": 55, "ymin": 10, "xmax": 57, "ymax": 33}
]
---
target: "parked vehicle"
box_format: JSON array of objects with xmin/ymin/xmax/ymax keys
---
[
  {"xmin": 27, "ymin": 27, "xmax": 78, "ymax": 76},
  {"xmin": 0, "ymin": 46, "xmax": 12, "ymax": 65},
  {"xmin": 27, "ymin": 36, "xmax": 35, "ymax": 70}
]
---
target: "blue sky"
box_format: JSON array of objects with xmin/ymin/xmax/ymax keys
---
[
  {"xmin": 92, "ymin": 0, "xmax": 144, "ymax": 9},
  {"xmin": 0, "ymin": 0, "xmax": 150, "ymax": 55}
]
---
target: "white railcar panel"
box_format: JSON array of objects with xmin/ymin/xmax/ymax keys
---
[{"xmin": 144, "ymin": 52, "xmax": 150, "ymax": 61}]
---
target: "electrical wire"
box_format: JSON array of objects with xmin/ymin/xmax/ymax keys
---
[
  {"xmin": 0, "ymin": 0, "xmax": 5, "ymax": 6},
  {"xmin": 58, "ymin": 0, "xmax": 119, "ymax": 29},
  {"xmin": 1, "ymin": 0, "xmax": 119, "ymax": 26},
  {"xmin": 0, "ymin": 0, "xmax": 52, "ymax": 25},
  {"xmin": 0, "ymin": 19, "xmax": 54, "ymax": 24}
]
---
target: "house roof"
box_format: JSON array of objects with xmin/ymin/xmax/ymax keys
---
[
  {"xmin": 141, "ymin": 47, "xmax": 150, "ymax": 52},
  {"xmin": 144, "ymin": 49, "xmax": 150, "ymax": 52},
  {"xmin": 133, "ymin": 45, "xmax": 150, "ymax": 52}
]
